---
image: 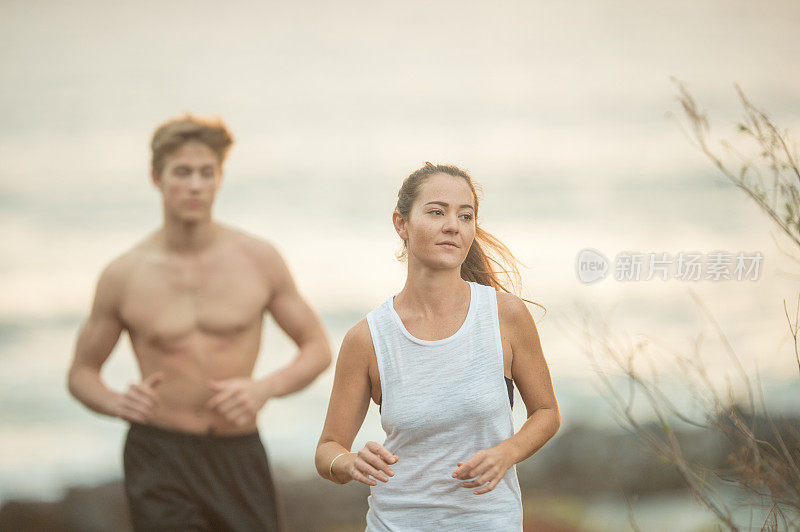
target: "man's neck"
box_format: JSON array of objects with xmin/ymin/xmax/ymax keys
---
[{"xmin": 160, "ymin": 216, "xmax": 220, "ymax": 255}]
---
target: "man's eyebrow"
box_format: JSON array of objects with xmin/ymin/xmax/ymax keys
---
[
  {"xmin": 424, "ymin": 201, "xmax": 474, "ymax": 210},
  {"xmin": 173, "ymin": 163, "xmax": 215, "ymax": 168}
]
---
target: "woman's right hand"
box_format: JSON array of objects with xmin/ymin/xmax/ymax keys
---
[{"xmin": 337, "ymin": 441, "xmax": 398, "ymax": 485}]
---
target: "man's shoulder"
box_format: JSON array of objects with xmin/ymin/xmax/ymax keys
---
[
  {"xmin": 93, "ymin": 248, "xmax": 142, "ymax": 305},
  {"xmin": 96, "ymin": 230, "xmax": 163, "ymax": 289},
  {"xmin": 220, "ymin": 224, "xmax": 281, "ymax": 264},
  {"xmin": 102, "ymin": 234, "xmax": 158, "ymax": 274}
]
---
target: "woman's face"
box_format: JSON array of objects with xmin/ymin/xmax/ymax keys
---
[{"xmin": 395, "ymin": 172, "xmax": 476, "ymax": 271}]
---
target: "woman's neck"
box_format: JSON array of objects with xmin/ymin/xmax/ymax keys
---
[{"xmin": 396, "ymin": 267, "xmax": 469, "ymax": 316}]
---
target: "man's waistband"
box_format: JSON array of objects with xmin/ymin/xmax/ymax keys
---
[{"xmin": 127, "ymin": 421, "xmax": 261, "ymax": 444}]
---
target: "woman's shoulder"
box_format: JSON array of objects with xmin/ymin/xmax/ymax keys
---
[
  {"xmin": 494, "ymin": 289, "xmax": 535, "ymax": 331},
  {"xmin": 340, "ymin": 317, "xmax": 377, "ymax": 361},
  {"xmin": 345, "ymin": 317, "xmax": 371, "ymax": 343}
]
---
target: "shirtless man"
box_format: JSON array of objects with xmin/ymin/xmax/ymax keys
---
[{"xmin": 67, "ymin": 114, "xmax": 332, "ymax": 531}]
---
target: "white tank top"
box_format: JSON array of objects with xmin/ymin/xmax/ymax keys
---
[{"xmin": 364, "ymin": 280, "xmax": 523, "ymax": 531}]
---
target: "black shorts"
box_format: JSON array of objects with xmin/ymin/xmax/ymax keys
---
[{"xmin": 123, "ymin": 422, "xmax": 286, "ymax": 532}]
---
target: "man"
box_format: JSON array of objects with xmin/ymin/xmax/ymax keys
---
[{"xmin": 67, "ymin": 114, "xmax": 332, "ymax": 531}]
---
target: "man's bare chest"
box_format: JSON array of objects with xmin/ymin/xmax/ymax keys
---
[{"xmin": 119, "ymin": 255, "xmax": 270, "ymax": 343}]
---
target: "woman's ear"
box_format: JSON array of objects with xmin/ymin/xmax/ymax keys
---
[{"xmin": 392, "ymin": 209, "xmax": 408, "ymax": 241}]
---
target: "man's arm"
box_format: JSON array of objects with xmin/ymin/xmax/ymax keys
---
[
  {"xmin": 258, "ymin": 242, "xmax": 332, "ymax": 397},
  {"xmin": 205, "ymin": 241, "xmax": 332, "ymax": 427},
  {"xmin": 67, "ymin": 260, "xmax": 126, "ymax": 416},
  {"xmin": 67, "ymin": 259, "xmax": 163, "ymax": 422}
]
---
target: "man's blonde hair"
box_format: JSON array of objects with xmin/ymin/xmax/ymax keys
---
[{"xmin": 150, "ymin": 114, "xmax": 234, "ymax": 176}]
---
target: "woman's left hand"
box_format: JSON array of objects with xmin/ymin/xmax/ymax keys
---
[{"xmin": 451, "ymin": 444, "xmax": 515, "ymax": 495}]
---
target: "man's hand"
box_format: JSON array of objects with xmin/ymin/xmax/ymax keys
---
[
  {"xmin": 206, "ymin": 377, "xmax": 271, "ymax": 426},
  {"xmin": 451, "ymin": 444, "xmax": 515, "ymax": 495},
  {"xmin": 115, "ymin": 371, "xmax": 164, "ymax": 424}
]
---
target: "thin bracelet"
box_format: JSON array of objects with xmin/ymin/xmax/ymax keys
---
[{"xmin": 329, "ymin": 451, "xmax": 351, "ymax": 482}]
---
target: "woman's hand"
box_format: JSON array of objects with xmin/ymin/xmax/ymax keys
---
[
  {"xmin": 335, "ymin": 441, "xmax": 398, "ymax": 486},
  {"xmin": 451, "ymin": 444, "xmax": 515, "ymax": 495}
]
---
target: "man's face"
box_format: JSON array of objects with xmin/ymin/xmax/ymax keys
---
[{"xmin": 153, "ymin": 140, "xmax": 222, "ymax": 222}]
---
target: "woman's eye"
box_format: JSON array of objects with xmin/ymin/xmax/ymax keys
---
[
  {"xmin": 460, "ymin": 214, "xmax": 473, "ymax": 221},
  {"xmin": 429, "ymin": 209, "xmax": 444, "ymax": 215}
]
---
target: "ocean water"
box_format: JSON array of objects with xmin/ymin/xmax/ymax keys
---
[{"xmin": 1, "ymin": 0, "xmax": 799, "ymax": 516}]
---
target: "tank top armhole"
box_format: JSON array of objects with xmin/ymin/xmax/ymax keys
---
[
  {"xmin": 488, "ymin": 287, "xmax": 517, "ymax": 414},
  {"xmin": 365, "ymin": 310, "xmax": 386, "ymax": 412},
  {"xmin": 486, "ymin": 285, "xmax": 506, "ymax": 373}
]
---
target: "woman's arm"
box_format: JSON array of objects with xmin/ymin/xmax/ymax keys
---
[
  {"xmin": 315, "ymin": 318, "xmax": 398, "ymax": 485},
  {"xmin": 497, "ymin": 292, "xmax": 561, "ymax": 460},
  {"xmin": 452, "ymin": 291, "xmax": 560, "ymax": 494}
]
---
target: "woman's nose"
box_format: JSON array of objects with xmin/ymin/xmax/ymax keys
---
[{"xmin": 442, "ymin": 215, "xmax": 459, "ymax": 232}]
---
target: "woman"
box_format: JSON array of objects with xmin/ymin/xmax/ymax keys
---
[{"xmin": 315, "ymin": 163, "xmax": 560, "ymax": 531}]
